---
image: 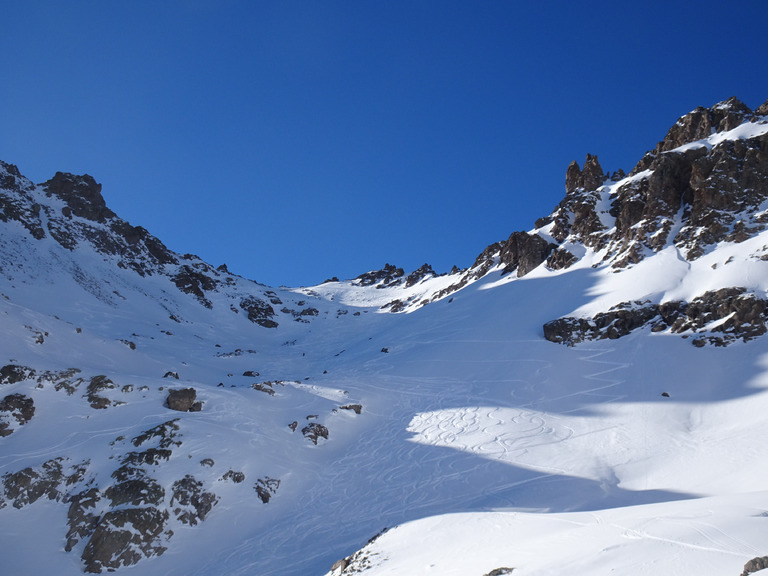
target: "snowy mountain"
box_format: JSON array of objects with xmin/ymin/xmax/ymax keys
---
[{"xmin": 1, "ymin": 96, "xmax": 768, "ymax": 576}]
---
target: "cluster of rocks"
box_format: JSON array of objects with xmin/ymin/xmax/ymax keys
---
[
  {"xmin": 354, "ymin": 263, "xmax": 406, "ymax": 288},
  {"xmin": 251, "ymin": 380, "xmax": 290, "ymax": 396},
  {"xmin": 253, "ymin": 477, "xmax": 280, "ymax": 504},
  {"xmin": 544, "ymin": 288, "xmax": 768, "ymax": 346},
  {"xmin": 239, "ymin": 296, "xmax": 278, "ymax": 328},
  {"xmin": 330, "ymin": 527, "xmax": 389, "ymax": 574},
  {"xmin": 0, "ymin": 393, "xmax": 34, "ymax": 436}
]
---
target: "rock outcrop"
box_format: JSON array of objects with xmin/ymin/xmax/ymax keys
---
[
  {"xmin": 0, "ymin": 393, "xmax": 35, "ymax": 436},
  {"xmin": 544, "ymin": 289, "xmax": 768, "ymax": 347}
]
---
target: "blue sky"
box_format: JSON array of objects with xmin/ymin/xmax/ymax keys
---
[{"xmin": 2, "ymin": 1, "xmax": 767, "ymax": 287}]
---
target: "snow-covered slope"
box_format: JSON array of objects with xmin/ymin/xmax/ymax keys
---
[{"xmin": 2, "ymin": 97, "xmax": 768, "ymax": 576}]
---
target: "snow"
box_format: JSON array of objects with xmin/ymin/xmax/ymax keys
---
[
  {"xmin": 670, "ymin": 119, "xmax": 768, "ymax": 153},
  {"xmin": 2, "ymin": 160, "xmax": 768, "ymax": 576}
]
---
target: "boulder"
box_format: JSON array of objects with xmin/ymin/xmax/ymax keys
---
[{"xmin": 166, "ymin": 388, "xmax": 199, "ymax": 412}]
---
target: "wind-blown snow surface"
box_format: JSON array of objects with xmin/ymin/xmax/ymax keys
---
[{"xmin": 2, "ymin": 213, "xmax": 768, "ymax": 576}]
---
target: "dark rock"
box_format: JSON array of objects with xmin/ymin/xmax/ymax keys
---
[
  {"xmin": 105, "ymin": 477, "xmax": 164, "ymax": 507},
  {"xmin": 171, "ymin": 265, "xmax": 216, "ymax": 308},
  {"xmin": 302, "ymin": 422, "xmax": 329, "ymax": 444},
  {"xmin": 163, "ymin": 371, "xmax": 179, "ymax": 379},
  {"xmin": 252, "ymin": 381, "xmax": 276, "ymax": 396},
  {"xmin": 354, "ymin": 263, "xmax": 405, "ymax": 288},
  {"xmin": 499, "ymin": 231, "xmax": 557, "ymax": 277},
  {"xmin": 200, "ymin": 458, "xmax": 214, "ymax": 467},
  {"xmin": 565, "ymin": 154, "xmax": 605, "ymax": 194},
  {"xmin": 131, "ymin": 419, "xmax": 181, "ymax": 449},
  {"xmin": 742, "ymin": 556, "xmax": 768, "ymax": 576},
  {"xmin": 544, "ymin": 289, "xmax": 768, "ymax": 346},
  {"xmin": 170, "ymin": 475, "xmax": 218, "ymax": 526},
  {"xmin": 381, "ymin": 298, "xmax": 410, "ymax": 313},
  {"xmin": 661, "ymin": 97, "xmax": 752, "ymax": 152},
  {"xmin": 81, "ymin": 508, "xmax": 170, "ymax": 573},
  {"xmin": 166, "ymin": 388, "xmax": 198, "ymax": 412},
  {"xmin": 546, "ymin": 248, "xmax": 578, "ymax": 270},
  {"xmin": 484, "ymin": 569, "xmax": 514, "ymax": 576},
  {"xmin": 40, "ymin": 367, "xmax": 84, "ymax": 395},
  {"xmin": 339, "ymin": 404, "xmax": 363, "ymax": 414},
  {"xmin": 239, "ymin": 296, "xmax": 278, "ymax": 328},
  {"xmin": 254, "ymin": 477, "xmax": 280, "ymax": 503},
  {"xmin": 405, "ymin": 263, "xmax": 436, "ymax": 287},
  {"xmin": 42, "ymin": 172, "xmax": 114, "ymax": 223},
  {"xmin": 65, "ymin": 487, "xmax": 102, "ymax": 552},
  {"xmin": 120, "ymin": 448, "xmax": 172, "ymax": 468},
  {"xmin": 243, "ymin": 370, "xmax": 259, "ymax": 377},
  {"xmin": 0, "ymin": 393, "xmax": 35, "ymax": 436},
  {"xmin": 3, "ymin": 459, "xmax": 65, "ymax": 508},
  {"xmin": 2, "ymin": 457, "xmax": 88, "ymax": 509},
  {"xmin": 86, "ymin": 375, "xmax": 116, "ymax": 409},
  {"xmin": 0, "ymin": 364, "xmax": 36, "ymax": 385},
  {"xmin": 221, "ymin": 470, "xmax": 245, "ymax": 483}
]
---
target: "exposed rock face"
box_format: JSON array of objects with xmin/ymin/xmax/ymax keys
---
[
  {"xmin": 239, "ymin": 296, "xmax": 278, "ymax": 328},
  {"xmin": 172, "ymin": 265, "xmax": 217, "ymax": 308},
  {"xmin": 86, "ymin": 375, "xmax": 116, "ymax": 409},
  {"xmin": 405, "ymin": 263, "xmax": 437, "ymax": 287},
  {"xmin": 543, "ymin": 288, "xmax": 768, "ymax": 347},
  {"xmin": 2, "ymin": 457, "xmax": 86, "ymax": 509},
  {"xmin": 66, "ymin": 487, "xmax": 102, "ymax": 552},
  {"xmin": 43, "ymin": 172, "xmax": 115, "ymax": 223},
  {"xmin": 660, "ymin": 96, "xmax": 753, "ymax": 152},
  {"xmin": 0, "ymin": 364, "xmax": 36, "ymax": 384},
  {"xmin": 499, "ymin": 231, "xmax": 556, "ymax": 277},
  {"xmin": 536, "ymin": 97, "xmax": 768, "ymax": 270},
  {"xmin": 742, "ymin": 556, "xmax": 768, "ymax": 576},
  {"xmin": 565, "ymin": 153, "xmax": 605, "ymax": 193},
  {"xmin": 170, "ymin": 475, "xmax": 218, "ymax": 525},
  {"xmin": 0, "ymin": 393, "xmax": 35, "ymax": 436},
  {"xmin": 354, "ymin": 263, "xmax": 405, "ymax": 288},
  {"xmin": 81, "ymin": 508, "xmax": 171, "ymax": 573}
]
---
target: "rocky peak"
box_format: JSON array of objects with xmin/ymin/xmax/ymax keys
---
[
  {"xmin": 404, "ymin": 263, "xmax": 436, "ymax": 288},
  {"xmin": 660, "ymin": 97, "xmax": 753, "ymax": 152},
  {"xmin": 565, "ymin": 154, "xmax": 605, "ymax": 193},
  {"xmin": 42, "ymin": 171, "xmax": 115, "ymax": 223},
  {"xmin": 533, "ymin": 96, "xmax": 768, "ymax": 272},
  {"xmin": 353, "ymin": 263, "xmax": 405, "ymax": 288}
]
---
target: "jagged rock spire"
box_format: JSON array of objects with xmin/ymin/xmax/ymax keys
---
[{"xmin": 565, "ymin": 154, "xmax": 604, "ymax": 193}]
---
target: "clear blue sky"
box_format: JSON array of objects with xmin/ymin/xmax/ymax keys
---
[{"xmin": 2, "ymin": 1, "xmax": 767, "ymax": 287}]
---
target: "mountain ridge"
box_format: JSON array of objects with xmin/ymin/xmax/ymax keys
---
[{"xmin": 1, "ymin": 97, "xmax": 768, "ymax": 576}]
